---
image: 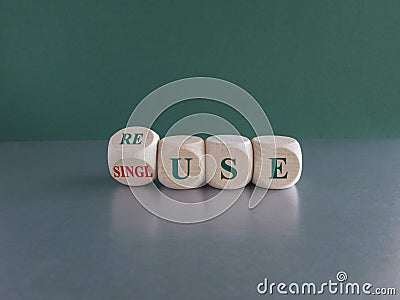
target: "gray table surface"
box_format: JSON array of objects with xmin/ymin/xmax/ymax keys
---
[{"xmin": 0, "ymin": 139, "xmax": 399, "ymax": 300}]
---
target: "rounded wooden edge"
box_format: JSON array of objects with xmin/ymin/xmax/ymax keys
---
[
  {"xmin": 159, "ymin": 135, "xmax": 203, "ymax": 146},
  {"xmin": 206, "ymin": 135, "xmax": 250, "ymax": 145}
]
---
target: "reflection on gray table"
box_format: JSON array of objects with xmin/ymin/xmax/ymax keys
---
[{"xmin": 0, "ymin": 140, "xmax": 399, "ymax": 299}]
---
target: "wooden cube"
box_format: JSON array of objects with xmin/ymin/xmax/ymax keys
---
[
  {"xmin": 252, "ymin": 135, "xmax": 302, "ymax": 189},
  {"xmin": 107, "ymin": 126, "xmax": 159, "ymax": 186},
  {"xmin": 205, "ymin": 135, "xmax": 253, "ymax": 189},
  {"xmin": 157, "ymin": 135, "xmax": 205, "ymax": 189}
]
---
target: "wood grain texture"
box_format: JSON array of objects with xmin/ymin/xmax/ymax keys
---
[
  {"xmin": 157, "ymin": 135, "xmax": 205, "ymax": 189},
  {"xmin": 205, "ymin": 135, "xmax": 253, "ymax": 190},
  {"xmin": 107, "ymin": 126, "xmax": 159, "ymax": 186},
  {"xmin": 252, "ymin": 135, "xmax": 302, "ymax": 189}
]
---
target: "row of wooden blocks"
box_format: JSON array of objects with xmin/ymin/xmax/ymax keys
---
[{"xmin": 108, "ymin": 127, "xmax": 302, "ymax": 189}]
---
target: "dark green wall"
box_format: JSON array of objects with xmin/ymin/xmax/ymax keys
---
[{"xmin": 1, "ymin": 0, "xmax": 400, "ymax": 141}]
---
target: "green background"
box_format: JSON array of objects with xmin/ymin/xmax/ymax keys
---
[{"xmin": 1, "ymin": 0, "xmax": 399, "ymax": 141}]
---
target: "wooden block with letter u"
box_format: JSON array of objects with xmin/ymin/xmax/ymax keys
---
[
  {"xmin": 157, "ymin": 135, "xmax": 205, "ymax": 189},
  {"xmin": 252, "ymin": 135, "xmax": 302, "ymax": 189},
  {"xmin": 107, "ymin": 126, "xmax": 159, "ymax": 186}
]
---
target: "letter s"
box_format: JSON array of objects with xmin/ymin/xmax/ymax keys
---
[
  {"xmin": 221, "ymin": 158, "xmax": 237, "ymax": 180},
  {"xmin": 113, "ymin": 166, "xmax": 121, "ymax": 178}
]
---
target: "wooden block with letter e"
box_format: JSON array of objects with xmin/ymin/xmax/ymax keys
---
[
  {"xmin": 108, "ymin": 126, "xmax": 159, "ymax": 186},
  {"xmin": 157, "ymin": 135, "xmax": 205, "ymax": 189},
  {"xmin": 205, "ymin": 135, "xmax": 253, "ymax": 189},
  {"xmin": 252, "ymin": 135, "xmax": 302, "ymax": 189}
]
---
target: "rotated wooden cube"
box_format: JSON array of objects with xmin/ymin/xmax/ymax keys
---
[{"xmin": 108, "ymin": 126, "xmax": 159, "ymax": 186}]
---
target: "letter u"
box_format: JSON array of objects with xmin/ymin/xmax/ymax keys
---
[{"xmin": 170, "ymin": 158, "xmax": 193, "ymax": 180}]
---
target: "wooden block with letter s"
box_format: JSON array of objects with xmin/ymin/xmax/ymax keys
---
[
  {"xmin": 205, "ymin": 135, "xmax": 253, "ymax": 189},
  {"xmin": 252, "ymin": 135, "xmax": 302, "ymax": 189},
  {"xmin": 107, "ymin": 126, "xmax": 159, "ymax": 186}
]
